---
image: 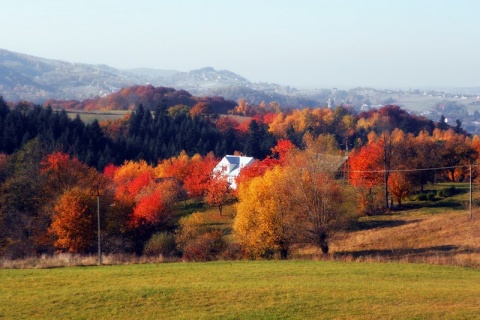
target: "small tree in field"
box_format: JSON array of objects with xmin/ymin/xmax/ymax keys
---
[
  {"xmin": 285, "ymin": 134, "xmax": 352, "ymax": 254},
  {"xmin": 205, "ymin": 172, "xmax": 235, "ymax": 216}
]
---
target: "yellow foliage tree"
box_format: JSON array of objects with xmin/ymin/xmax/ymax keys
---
[
  {"xmin": 234, "ymin": 166, "xmax": 300, "ymax": 259},
  {"xmin": 234, "ymin": 134, "xmax": 352, "ymax": 257}
]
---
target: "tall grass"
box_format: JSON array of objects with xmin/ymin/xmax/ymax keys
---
[{"xmin": 0, "ymin": 253, "xmax": 172, "ymax": 269}]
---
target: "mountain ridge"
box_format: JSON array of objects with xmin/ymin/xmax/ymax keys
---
[{"xmin": 0, "ymin": 48, "xmax": 315, "ymax": 106}]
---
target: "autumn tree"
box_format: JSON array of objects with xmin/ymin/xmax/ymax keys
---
[
  {"xmin": 49, "ymin": 187, "xmax": 96, "ymax": 253},
  {"xmin": 348, "ymin": 139, "xmax": 384, "ymax": 214},
  {"xmin": 284, "ymin": 134, "xmax": 351, "ymax": 254},
  {"xmin": 41, "ymin": 151, "xmax": 100, "ymax": 197},
  {"xmin": 388, "ymin": 172, "xmax": 413, "ymax": 206},
  {"xmin": 190, "ymin": 101, "xmax": 212, "ymax": 117},
  {"xmin": 183, "ymin": 153, "xmax": 218, "ymax": 199},
  {"xmin": 234, "ymin": 166, "xmax": 300, "ymax": 259},
  {"xmin": 235, "ymin": 134, "xmax": 351, "ymax": 257},
  {"xmin": 130, "ymin": 189, "xmax": 172, "ymax": 228},
  {"xmin": 235, "ymin": 139, "xmax": 295, "ymax": 190},
  {"xmin": 205, "ymin": 172, "xmax": 235, "ymax": 216},
  {"xmin": 437, "ymin": 131, "xmax": 477, "ymax": 181},
  {"xmin": 0, "ymin": 139, "xmax": 49, "ymax": 257},
  {"xmin": 175, "ymin": 212, "xmax": 208, "ymax": 253}
]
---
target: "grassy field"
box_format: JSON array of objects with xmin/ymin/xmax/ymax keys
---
[
  {"xmin": 2, "ymin": 184, "xmax": 480, "ymax": 318},
  {"xmin": 325, "ymin": 184, "xmax": 480, "ymax": 266},
  {"xmin": 1, "ymin": 260, "xmax": 480, "ymax": 319},
  {"xmin": 65, "ymin": 110, "xmax": 128, "ymax": 123}
]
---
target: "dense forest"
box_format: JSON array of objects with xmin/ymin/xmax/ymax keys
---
[
  {"xmin": 0, "ymin": 92, "xmax": 478, "ymax": 260},
  {"xmin": 0, "ymin": 97, "xmax": 276, "ymax": 169}
]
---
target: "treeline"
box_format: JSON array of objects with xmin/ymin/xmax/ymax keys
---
[
  {"xmin": 0, "ymin": 135, "xmax": 347, "ymax": 260},
  {"xmin": 0, "ymin": 97, "xmax": 278, "ymax": 169},
  {"xmin": 0, "ymin": 144, "xmax": 229, "ymax": 258}
]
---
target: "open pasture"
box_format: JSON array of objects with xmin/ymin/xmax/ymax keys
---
[{"xmin": 1, "ymin": 260, "xmax": 479, "ymax": 319}]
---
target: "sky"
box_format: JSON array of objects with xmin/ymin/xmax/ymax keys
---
[{"xmin": 2, "ymin": 0, "xmax": 479, "ymax": 89}]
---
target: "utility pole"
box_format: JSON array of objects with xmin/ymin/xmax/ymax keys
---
[
  {"xmin": 344, "ymin": 138, "xmax": 349, "ymax": 181},
  {"xmin": 469, "ymin": 165, "xmax": 473, "ymax": 220},
  {"xmin": 91, "ymin": 184, "xmax": 103, "ymax": 265}
]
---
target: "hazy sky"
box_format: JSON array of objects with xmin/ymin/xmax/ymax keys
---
[{"xmin": 2, "ymin": 0, "xmax": 479, "ymax": 89}]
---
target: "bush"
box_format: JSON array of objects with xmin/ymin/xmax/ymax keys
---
[
  {"xmin": 174, "ymin": 212, "xmax": 206, "ymax": 252},
  {"xmin": 143, "ymin": 232, "xmax": 178, "ymax": 257},
  {"xmin": 427, "ymin": 192, "xmax": 436, "ymax": 201},
  {"xmin": 437, "ymin": 186, "xmax": 456, "ymax": 198},
  {"xmin": 182, "ymin": 230, "xmax": 227, "ymax": 262},
  {"xmin": 414, "ymin": 193, "xmax": 428, "ymax": 201},
  {"xmin": 219, "ymin": 242, "xmax": 248, "ymax": 260}
]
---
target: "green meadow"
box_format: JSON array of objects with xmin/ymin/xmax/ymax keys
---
[{"xmin": 1, "ymin": 260, "xmax": 479, "ymax": 319}]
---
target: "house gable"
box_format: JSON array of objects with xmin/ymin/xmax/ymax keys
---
[{"xmin": 213, "ymin": 155, "xmax": 254, "ymax": 189}]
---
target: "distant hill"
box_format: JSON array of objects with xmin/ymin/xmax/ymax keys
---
[
  {"xmin": 0, "ymin": 48, "xmax": 321, "ymax": 107},
  {"xmin": 45, "ymin": 85, "xmax": 238, "ymax": 114},
  {"xmin": 0, "ymin": 48, "xmax": 151, "ymax": 102}
]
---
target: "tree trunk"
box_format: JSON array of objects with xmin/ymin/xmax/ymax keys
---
[
  {"xmin": 279, "ymin": 247, "xmax": 289, "ymax": 260},
  {"xmin": 318, "ymin": 232, "xmax": 329, "ymax": 254}
]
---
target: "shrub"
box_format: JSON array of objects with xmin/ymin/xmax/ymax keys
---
[
  {"xmin": 182, "ymin": 230, "xmax": 227, "ymax": 262},
  {"xmin": 174, "ymin": 212, "xmax": 206, "ymax": 252},
  {"xmin": 437, "ymin": 186, "xmax": 456, "ymax": 198},
  {"xmin": 219, "ymin": 242, "xmax": 248, "ymax": 260},
  {"xmin": 427, "ymin": 192, "xmax": 436, "ymax": 201},
  {"xmin": 414, "ymin": 193, "xmax": 428, "ymax": 201},
  {"xmin": 143, "ymin": 232, "xmax": 178, "ymax": 257}
]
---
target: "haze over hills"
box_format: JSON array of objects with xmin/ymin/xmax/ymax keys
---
[
  {"xmin": 3, "ymin": 48, "xmax": 480, "ymax": 132},
  {"xmin": 0, "ymin": 48, "xmax": 318, "ymax": 107}
]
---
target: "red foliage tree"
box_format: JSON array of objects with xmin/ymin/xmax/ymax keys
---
[
  {"xmin": 183, "ymin": 154, "xmax": 218, "ymax": 199},
  {"xmin": 130, "ymin": 190, "xmax": 171, "ymax": 228},
  {"xmin": 270, "ymin": 139, "xmax": 296, "ymax": 163},
  {"xmin": 205, "ymin": 173, "xmax": 235, "ymax": 215},
  {"xmin": 41, "ymin": 151, "xmax": 100, "ymax": 195},
  {"xmin": 348, "ymin": 142, "xmax": 384, "ymax": 189},
  {"xmin": 103, "ymin": 163, "xmax": 118, "ymax": 180},
  {"xmin": 348, "ymin": 141, "xmax": 384, "ymax": 214}
]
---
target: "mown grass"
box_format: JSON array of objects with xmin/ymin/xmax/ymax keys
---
[{"xmin": 1, "ymin": 260, "xmax": 480, "ymax": 319}]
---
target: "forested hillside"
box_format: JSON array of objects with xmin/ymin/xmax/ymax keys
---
[{"xmin": 44, "ymin": 85, "xmax": 237, "ymax": 112}]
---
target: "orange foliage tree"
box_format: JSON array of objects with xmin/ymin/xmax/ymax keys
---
[
  {"xmin": 388, "ymin": 172, "xmax": 413, "ymax": 206},
  {"xmin": 205, "ymin": 172, "xmax": 234, "ymax": 216},
  {"xmin": 49, "ymin": 187, "xmax": 96, "ymax": 253},
  {"xmin": 41, "ymin": 151, "xmax": 100, "ymax": 194}
]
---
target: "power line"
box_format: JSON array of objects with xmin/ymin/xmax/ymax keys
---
[{"xmin": 349, "ymin": 164, "xmax": 480, "ymax": 174}]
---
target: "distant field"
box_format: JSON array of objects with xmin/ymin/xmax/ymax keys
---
[
  {"xmin": 66, "ymin": 110, "xmax": 129, "ymax": 123},
  {"xmin": 365, "ymin": 91, "xmax": 480, "ymax": 113},
  {"xmin": 1, "ymin": 260, "xmax": 480, "ymax": 319}
]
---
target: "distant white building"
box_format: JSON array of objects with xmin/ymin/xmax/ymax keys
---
[{"xmin": 213, "ymin": 155, "xmax": 255, "ymax": 189}]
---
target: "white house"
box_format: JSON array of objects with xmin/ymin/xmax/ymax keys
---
[{"xmin": 213, "ymin": 155, "xmax": 255, "ymax": 189}]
